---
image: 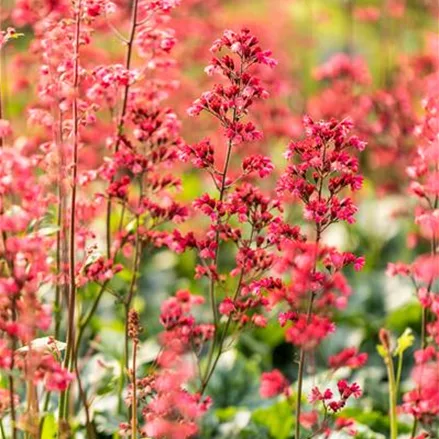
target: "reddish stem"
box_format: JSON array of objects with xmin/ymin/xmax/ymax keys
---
[
  {"xmin": 106, "ymin": 0, "xmax": 140, "ymax": 258},
  {"xmin": 59, "ymin": 0, "xmax": 82, "ymax": 426}
]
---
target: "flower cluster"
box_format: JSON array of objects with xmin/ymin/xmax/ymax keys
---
[
  {"xmin": 274, "ymin": 117, "xmax": 366, "ymax": 352},
  {"xmin": 278, "ymin": 116, "xmax": 365, "ymax": 226},
  {"xmin": 187, "ymin": 27, "xmax": 276, "ymax": 146},
  {"xmin": 328, "ymin": 347, "xmax": 368, "ymax": 371},
  {"xmin": 123, "ymin": 291, "xmax": 212, "ymax": 438},
  {"xmin": 272, "ymin": 115, "xmax": 366, "ymax": 438},
  {"xmin": 402, "ymin": 346, "xmax": 439, "ymax": 429},
  {"xmin": 310, "ymin": 380, "xmax": 362, "ymax": 413}
]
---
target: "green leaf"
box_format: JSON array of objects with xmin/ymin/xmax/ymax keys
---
[
  {"xmin": 340, "ymin": 408, "xmax": 389, "ymax": 433},
  {"xmin": 341, "ymin": 408, "xmax": 412, "ymax": 435},
  {"xmin": 386, "ymin": 302, "xmax": 421, "ymax": 332},
  {"xmin": 96, "ymin": 369, "xmax": 119, "ymax": 396},
  {"xmin": 252, "ymin": 400, "xmax": 294, "ymax": 439},
  {"xmin": 205, "ymin": 352, "xmax": 261, "ymax": 409},
  {"xmin": 8, "ymin": 32, "xmax": 25, "ymax": 40},
  {"xmin": 215, "ymin": 407, "xmax": 239, "ymax": 422},
  {"xmin": 40, "ymin": 414, "xmax": 57, "ymax": 439},
  {"xmin": 237, "ymin": 424, "xmax": 271, "ymax": 439}
]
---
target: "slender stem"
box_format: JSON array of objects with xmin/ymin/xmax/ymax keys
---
[
  {"xmin": 0, "ymin": 419, "xmax": 6, "ymax": 439},
  {"xmin": 69, "ymin": 281, "xmax": 108, "ymax": 437},
  {"xmin": 106, "ymin": 0, "xmax": 140, "ymax": 258},
  {"xmin": 420, "ymin": 307, "xmax": 427, "ymax": 349},
  {"xmin": 59, "ymin": 0, "xmax": 82, "ymax": 427},
  {"xmin": 131, "ymin": 340, "xmax": 138, "ymax": 439},
  {"xmin": 201, "ymin": 87, "xmax": 241, "ymax": 385},
  {"xmin": 124, "ymin": 222, "xmax": 141, "ymax": 370},
  {"xmin": 54, "ymin": 201, "xmax": 63, "ymax": 340},
  {"xmin": 410, "ymin": 419, "xmax": 418, "ymax": 438},
  {"xmin": 64, "ymin": 0, "xmax": 82, "ymax": 369},
  {"xmin": 76, "ymin": 283, "xmax": 107, "ymax": 349},
  {"xmin": 395, "ymin": 352, "xmax": 403, "ymax": 395},
  {"xmin": 294, "ymin": 288, "xmax": 317, "ymax": 439},
  {"xmin": 384, "ymin": 351, "xmax": 398, "ymax": 439},
  {"xmin": 200, "ymin": 139, "xmax": 234, "ymax": 383},
  {"xmin": 74, "ymin": 353, "xmax": 96, "ymax": 439},
  {"xmin": 295, "ymin": 216, "xmax": 322, "ymax": 439},
  {"xmin": 200, "ymin": 267, "xmax": 244, "ymax": 394},
  {"xmin": 200, "ymin": 228, "xmax": 255, "ymax": 394},
  {"xmin": 40, "ymin": 88, "xmax": 65, "ymax": 439},
  {"xmin": 9, "ymin": 298, "xmax": 17, "ymax": 439}
]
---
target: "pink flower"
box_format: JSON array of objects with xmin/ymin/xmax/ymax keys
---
[
  {"xmin": 329, "ymin": 347, "xmax": 368, "ymax": 370},
  {"xmin": 337, "ymin": 380, "xmax": 362, "ymax": 399},
  {"xmin": 299, "ymin": 411, "xmax": 319, "ymax": 429},
  {"xmin": 285, "ymin": 314, "xmax": 335, "ymax": 350},
  {"xmin": 259, "ymin": 369, "xmax": 290, "ymax": 398},
  {"xmin": 413, "ymin": 255, "xmax": 439, "ymax": 285},
  {"xmin": 309, "ymin": 386, "xmax": 333, "ymax": 403},
  {"xmin": 386, "ymin": 262, "xmax": 411, "ymax": 277},
  {"xmin": 0, "ymin": 119, "xmax": 12, "ymax": 138},
  {"xmin": 219, "ymin": 298, "xmax": 235, "ymax": 316},
  {"xmin": 242, "ymin": 155, "xmax": 274, "ymax": 178}
]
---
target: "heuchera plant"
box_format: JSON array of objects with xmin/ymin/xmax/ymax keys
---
[{"xmin": 0, "ymin": 0, "xmax": 438, "ymax": 439}]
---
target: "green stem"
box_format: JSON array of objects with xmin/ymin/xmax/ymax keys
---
[
  {"xmin": 384, "ymin": 352, "xmax": 398, "ymax": 439},
  {"xmin": 410, "ymin": 419, "xmax": 418, "ymax": 438},
  {"xmin": 395, "ymin": 352, "xmax": 403, "ymax": 395},
  {"xmin": 294, "ymin": 291, "xmax": 316, "ymax": 439},
  {"xmin": 0, "ymin": 419, "xmax": 6, "ymax": 439}
]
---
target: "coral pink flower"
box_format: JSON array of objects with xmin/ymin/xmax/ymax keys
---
[{"xmin": 259, "ymin": 369, "xmax": 290, "ymax": 398}]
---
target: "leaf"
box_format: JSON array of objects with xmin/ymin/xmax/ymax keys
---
[
  {"xmin": 95, "ymin": 367, "xmax": 119, "ymax": 396},
  {"xmin": 386, "ymin": 302, "xmax": 421, "ymax": 332},
  {"xmin": 252, "ymin": 400, "xmax": 294, "ymax": 439},
  {"xmin": 205, "ymin": 352, "xmax": 262, "ymax": 409},
  {"xmin": 40, "ymin": 414, "xmax": 57, "ymax": 439},
  {"xmin": 341, "ymin": 407, "xmax": 412, "ymax": 435},
  {"xmin": 215, "ymin": 406, "xmax": 239, "ymax": 422},
  {"xmin": 36, "ymin": 225, "xmax": 61, "ymax": 236},
  {"xmin": 8, "ymin": 32, "xmax": 25, "ymax": 40},
  {"xmin": 237, "ymin": 423, "xmax": 271, "ymax": 439},
  {"xmin": 394, "ymin": 328, "xmax": 415, "ymax": 357},
  {"xmin": 16, "ymin": 337, "xmax": 66, "ymax": 354},
  {"xmin": 94, "ymin": 412, "xmax": 124, "ymax": 435}
]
